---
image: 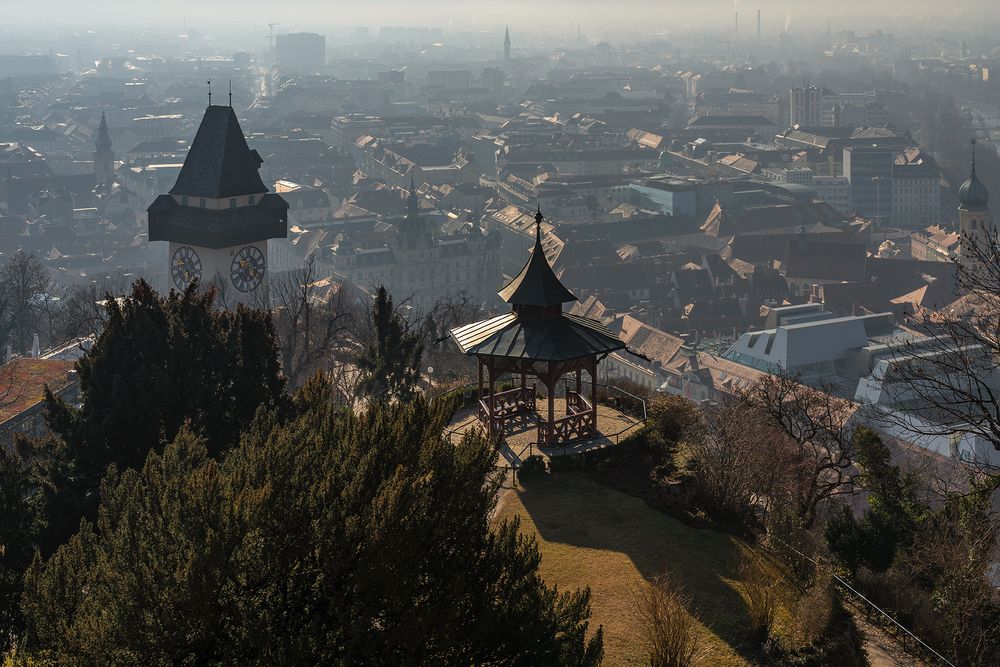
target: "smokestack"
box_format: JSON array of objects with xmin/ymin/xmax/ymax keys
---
[
  {"xmin": 735, "ymin": 11, "xmax": 739, "ymax": 39},
  {"xmin": 757, "ymin": 8, "xmax": 761, "ymax": 40}
]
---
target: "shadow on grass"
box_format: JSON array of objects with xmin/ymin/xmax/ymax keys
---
[{"xmin": 516, "ymin": 471, "xmax": 758, "ymax": 661}]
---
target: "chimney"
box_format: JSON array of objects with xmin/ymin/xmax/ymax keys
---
[
  {"xmin": 757, "ymin": 9, "xmax": 761, "ymax": 40},
  {"xmin": 31, "ymin": 333, "xmax": 40, "ymax": 358}
]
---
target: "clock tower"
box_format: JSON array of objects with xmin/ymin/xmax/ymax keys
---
[{"xmin": 147, "ymin": 104, "xmax": 288, "ymax": 301}]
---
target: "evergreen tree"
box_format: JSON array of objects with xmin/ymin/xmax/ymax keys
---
[
  {"xmin": 0, "ymin": 447, "xmax": 35, "ymax": 652},
  {"xmin": 43, "ymin": 279, "xmax": 286, "ymax": 535},
  {"xmin": 20, "ymin": 380, "xmax": 602, "ymax": 665},
  {"xmin": 355, "ymin": 285, "xmax": 423, "ymax": 403},
  {"xmin": 825, "ymin": 427, "xmax": 928, "ymax": 573}
]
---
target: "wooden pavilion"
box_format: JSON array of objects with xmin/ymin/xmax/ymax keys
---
[{"xmin": 449, "ymin": 208, "xmax": 625, "ymax": 445}]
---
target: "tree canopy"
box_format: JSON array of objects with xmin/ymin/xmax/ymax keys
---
[
  {"xmin": 20, "ymin": 377, "xmax": 602, "ymax": 665},
  {"xmin": 44, "ymin": 279, "xmax": 287, "ymax": 494},
  {"xmin": 355, "ymin": 285, "xmax": 424, "ymax": 404}
]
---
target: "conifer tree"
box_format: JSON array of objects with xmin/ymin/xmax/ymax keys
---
[
  {"xmin": 21, "ymin": 380, "xmax": 603, "ymax": 665},
  {"xmin": 355, "ymin": 285, "xmax": 424, "ymax": 403},
  {"xmin": 43, "ymin": 279, "xmax": 286, "ymax": 532}
]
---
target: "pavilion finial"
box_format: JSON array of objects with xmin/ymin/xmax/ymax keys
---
[
  {"xmin": 534, "ymin": 205, "xmax": 543, "ymax": 242},
  {"xmin": 971, "ymin": 137, "xmax": 977, "ymax": 173},
  {"xmin": 207, "ymin": 80, "xmax": 212, "ymax": 106}
]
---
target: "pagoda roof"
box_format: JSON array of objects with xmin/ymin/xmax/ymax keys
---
[
  {"xmin": 497, "ymin": 209, "xmax": 577, "ymax": 306},
  {"xmin": 450, "ymin": 311, "xmax": 624, "ymax": 362},
  {"xmin": 169, "ymin": 105, "xmax": 267, "ymax": 199}
]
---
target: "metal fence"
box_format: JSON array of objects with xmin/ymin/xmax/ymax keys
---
[{"xmin": 769, "ymin": 535, "xmax": 956, "ymax": 667}]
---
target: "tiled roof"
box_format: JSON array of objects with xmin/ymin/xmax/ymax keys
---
[
  {"xmin": 0, "ymin": 358, "xmax": 74, "ymax": 425},
  {"xmin": 169, "ymin": 105, "xmax": 267, "ymax": 198}
]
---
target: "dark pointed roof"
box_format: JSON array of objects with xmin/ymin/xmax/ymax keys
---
[
  {"xmin": 497, "ymin": 208, "xmax": 577, "ymax": 307},
  {"xmin": 169, "ymin": 105, "xmax": 267, "ymax": 199},
  {"xmin": 95, "ymin": 112, "xmax": 112, "ymax": 152},
  {"xmin": 959, "ymin": 140, "xmax": 989, "ymax": 211}
]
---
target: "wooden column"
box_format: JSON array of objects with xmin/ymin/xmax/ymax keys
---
[
  {"xmin": 546, "ymin": 375, "xmax": 555, "ymax": 443},
  {"xmin": 590, "ymin": 358, "xmax": 599, "ymax": 431},
  {"xmin": 477, "ymin": 357, "xmax": 483, "ymax": 404},
  {"xmin": 488, "ymin": 357, "xmax": 496, "ymax": 440},
  {"xmin": 520, "ymin": 366, "xmax": 527, "ymax": 407}
]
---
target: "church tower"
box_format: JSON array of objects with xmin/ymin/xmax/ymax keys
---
[
  {"xmin": 504, "ymin": 26, "xmax": 511, "ymax": 61},
  {"xmin": 958, "ymin": 139, "xmax": 991, "ymax": 273},
  {"xmin": 93, "ymin": 112, "xmax": 114, "ymax": 186},
  {"xmin": 147, "ymin": 104, "xmax": 288, "ymax": 301}
]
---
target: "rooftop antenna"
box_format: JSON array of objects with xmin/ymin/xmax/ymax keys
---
[
  {"xmin": 228, "ymin": 80, "xmax": 232, "ymax": 107},
  {"xmin": 207, "ymin": 79, "xmax": 212, "ymax": 106}
]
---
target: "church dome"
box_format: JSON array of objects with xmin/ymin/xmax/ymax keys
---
[
  {"xmin": 959, "ymin": 141, "xmax": 989, "ymax": 210},
  {"xmin": 959, "ymin": 171, "xmax": 989, "ymax": 209}
]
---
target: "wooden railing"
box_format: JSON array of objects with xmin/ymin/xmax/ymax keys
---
[
  {"xmin": 538, "ymin": 410, "xmax": 596, "ymax": 444},
  {"xmin": 479, "ymin": 385, "xmax": 536, "ymax": 432},
  {"xmin": 566, "ymin": 390, "xmax": 592, "ymax": 416}
]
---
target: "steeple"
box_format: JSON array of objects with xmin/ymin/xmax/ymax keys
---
[
  {"xmin": 407, "ymin": 175, "xmax": 419, "ymax": 219},
  {"xmin": 497, "ymin": 207, "xmax": 577, "ymax": 310},
  {"xmin": 958, "ymin": 138, "xmax": 992, "ymax": 273},
  {"xmin": 93, "ymin": 112, "xmax": 114, "ymax": 185},
  {"xmin": 95, "ymin": 112, "xmax": 111, "ymax": 152},
  {"xmin": 504, "ymin": 26, "xmax": 511, "ymax": 61},
  {"xmin": 959, "ymin": 138, "xmax": 989, "ymax": 211}
]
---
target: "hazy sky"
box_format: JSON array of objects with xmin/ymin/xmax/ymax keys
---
[{"xmin": 5, "ymin": 0, "xmax": 997, "ymax": 31}]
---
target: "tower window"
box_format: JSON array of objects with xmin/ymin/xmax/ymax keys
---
[
  {"xmin": 182, "ymin": 196, "xmax": 188, "ymax": 206},
  {"xmin": 199, "ymin": 198, "xmax": 206, "ymax": 208},
  {"xmin": 230, "ymin": 198, "xmax": 237, "ymax": 208},
  {"xmin": 249, "ymin": 195, "xmax": 256, "ymax": 205}
]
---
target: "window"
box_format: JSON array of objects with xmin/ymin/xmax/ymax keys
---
[
  {"xmin": 249, "ymin": 195, "xmax": 256, "ymax": 205},
  {"xmin": 230, "ymin": 198, "xmax": 237, "ymax": 208},
  {"xmin": 182, "ymin": 196, "xmax": 188, "ymax": 206},
  {"xmin": 199, "ymin": 198, "xmax": 206, "ymax": 208}
]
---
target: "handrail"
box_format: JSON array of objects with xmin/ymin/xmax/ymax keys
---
[{"xmin": 769, "ymin": 535, "xmax": 956, "ymax": 667}]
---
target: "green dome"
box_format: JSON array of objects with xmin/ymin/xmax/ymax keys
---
[{"xmin": 959, "ymin": 167, "xmax": 989, "ymax": 209}]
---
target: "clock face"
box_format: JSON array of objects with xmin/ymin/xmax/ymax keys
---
[
  {"xmin": 231, "ymin": 245, "xmax": 266, "ymax": 292},
  {"xmin": 171, "ymin": 246, "xmax": 202, "ymax": 290}
]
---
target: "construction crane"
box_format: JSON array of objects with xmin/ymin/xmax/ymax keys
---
[{"xmin": 267, "ymin": 22, "xmax": 281, "ymax": 53}]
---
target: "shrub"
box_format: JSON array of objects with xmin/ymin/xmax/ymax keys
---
[
  {"xmin": 647, "ymin": 395, "xmax": 700, "ymax": 444},
  {"xmin": 793, "ymin": 574, "xmax": 835, "ymax": 646},
  {"xmin": 737, "ymin": 546, "xmax": 780, "ymax": 645},
  {"xmin": 518, "ymin": 454, "xmax": 546, "ymax": 478},
  {"xmin": 629, "ymin": 575, "xmax": 702, "ymax": 667}
]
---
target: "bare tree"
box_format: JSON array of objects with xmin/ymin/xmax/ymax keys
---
[
  {"xmin": 742, "ymin": 374, "xmax": 859, "ymax": 528},
  {"xmin": 874, "ymin": 231, "xmax": 1000, "ymax": 465},
  {"xmin": 271, "ymin": 255, "xmax": 357, "ymax": 387},
  {"xmin": 684, "ymin": 400, "xmax": 790, "ymax": 522},
  {"xmin": 420, "ymin": 290, "xmax": 483, "ymax": 381},
  {"xmin": 54, "ymin": 274, "xmax": 130, "ymax": 342},
  {"xmin": 0, "ymin": 251, "xmax": 51, "ymax": 354}
]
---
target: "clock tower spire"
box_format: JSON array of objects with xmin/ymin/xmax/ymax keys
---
[{"xmin": 147, "ymin": 105, "xmax": 288, "ymax": 300}]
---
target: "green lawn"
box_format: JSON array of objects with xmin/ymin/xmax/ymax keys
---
[{"xmin": 496, "ymin": 471, "xmax": 796, "ymax": 666}]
